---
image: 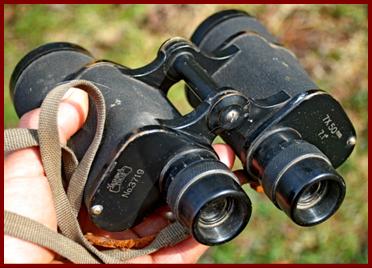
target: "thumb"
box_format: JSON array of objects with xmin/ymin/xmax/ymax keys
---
[
  {"xmin": 18, "ymin": 87, "xmax": 89, "ymax": 144},
  {"xmin": 6, "ymin": 87, "xmax": 89, "ymax": 180}
]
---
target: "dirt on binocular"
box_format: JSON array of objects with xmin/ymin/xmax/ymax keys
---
[{"xmin": 3, "ymin": 4, "xmax": 368, "ymax": 264}]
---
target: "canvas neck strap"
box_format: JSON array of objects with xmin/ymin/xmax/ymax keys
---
[{"xmin": 4, "ymin": 80, "xmax": 188, "ymax": 264}]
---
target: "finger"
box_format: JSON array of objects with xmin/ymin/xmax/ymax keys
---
[
  {"xmin": 126, "ymin": 237, "xmax": 208, "ymax": 264},
  {"xmin": 130, "ymin": 206, "xmax": 170, "ymax": 237},
  {"xmin": 151, "ymin": 237, "xmax": 208, "ymax": 263},
  {"xmin": 18, "ymin": 87, "xmax": 89, "ymax": 144},
  {"xmin": 212, "ymin": 143, "xmax": 235, "ymax": 169},
  {"xmin": 50, "ymin": 260, "xmax": 64, "ymax": 264},
  {"xmin": 234, "ymin": 169, "xmax": 249, "ymax": 185},
  {"xmin": 5, "ymin": 88, "xmax": 89, "ymax": 179}
]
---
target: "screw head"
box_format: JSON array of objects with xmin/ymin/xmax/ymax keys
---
[
  {"xmin": 224, "ymin": 109, "xmax": 240, "ymax": 124},
  {"xmin": 164, "ymin": 211, "xmax": 176, "ymax": 222},
  {"xmin": 347, "ymin": 136, "xmax": 356, "ymax": 146},
  {"xmin": 218, "ymin": 106, "xmax": 243, "ymax": 130},
  {"xmin": 91, "ymin": 205, "xmax": 103, "ymax": 215},
  {"xmin": 208, "ymin": 93, "xmax": 250, "ymax": 132}
]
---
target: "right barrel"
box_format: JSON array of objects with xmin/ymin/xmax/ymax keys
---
[
  {"xmin": 190, "ymin": 9, "xmax": 318, "ymax": 101},
  {"xmin": 189, "ymin": 9, "xmax": 356, "ymax": 226}
]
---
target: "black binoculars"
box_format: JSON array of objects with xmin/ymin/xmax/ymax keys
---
[{"xmin": 10, "ymin": 10, "xmax": 356, "ymax": 246}]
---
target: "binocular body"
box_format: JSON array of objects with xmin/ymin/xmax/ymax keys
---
[{"xmin": 10, "ymin": 10, "xmax": 356, "ymax": 245}]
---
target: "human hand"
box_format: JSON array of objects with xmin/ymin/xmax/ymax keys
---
[{"xmin": 4, "ymin": 88, "xmax": 246, "ymax": 264}]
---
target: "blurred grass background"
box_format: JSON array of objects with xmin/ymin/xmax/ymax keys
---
[{"xmin": 4, "ymin": 4, "xmax": 368, "ymax": 263}]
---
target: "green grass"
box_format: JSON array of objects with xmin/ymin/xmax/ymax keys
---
[{"xmin": 4, "ymin": 4, "xmax": 368, "ymax": 263}]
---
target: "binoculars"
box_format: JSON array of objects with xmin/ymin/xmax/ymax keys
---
[{"xmin": 10, "ymin": 10, "xmax": 356, "ymax": 246}]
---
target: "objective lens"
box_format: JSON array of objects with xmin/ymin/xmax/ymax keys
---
[
  {"xmin": 198, "ymin": 197, "xmax": 233, "ymax": 226},
  {"xmin": 10, "ymin": 42, "xmax": 93, "ymax": 117},
  {"xmin": 296, "ymin": 181, "xmax": 328, "ymax": 210}
]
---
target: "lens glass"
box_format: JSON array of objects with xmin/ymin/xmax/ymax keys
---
[
  {"xmin": 198, "ymin": 197, "xmax": 233, "ymax": 227},
  {"xmin": 193, "ymin": 193, "xmax": 250, "ymax": 245},
  {"xmin": 296, "ymin": 181, "xmax": 328, "ymax": 210},
  {"xmin": 292, "ymin": 178, "xmax": 345, "ymax": 226}
]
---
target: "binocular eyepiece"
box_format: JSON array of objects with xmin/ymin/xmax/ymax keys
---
[
  {"xmin": 163, "ymin": 156, "xmax": 251, "ymax": 245},
  {"xmin": 9, "ymin": 10, "xmax": 355, "ymax": 245},
  {"xmin": 248, "ymin": 128, "xmax": 346, "ymax": 226}
]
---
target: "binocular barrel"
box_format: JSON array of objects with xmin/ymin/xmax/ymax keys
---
[
  {"xmin": 9, "ymin": 9, "xmax": 355, "ymax": 245},
  {"xmin": 188, "ymin": 10, "xmax": 354, "ymax": 226}
]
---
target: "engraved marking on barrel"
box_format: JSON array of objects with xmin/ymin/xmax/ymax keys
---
[
  {"xmin": 281, "ymin": 61, "xmax": 289, "ymax": 68},
  {"xmin": 318, "ymin": 129, "xmax": 329, "ymax": 140},
  {"xmin": 110, "ymin": 98, "xmax": 122, "ymax": 107},
  {"xmin": 107, "ymin": 166, "xmax": 132, "ymax": 193},
  {"xmin": 321, "ymin": 114, "xmax": 343, "ymax": 139},
  {"xmin": 121, "ymin": 169, "xmax": 145, "ymax": 199}
]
